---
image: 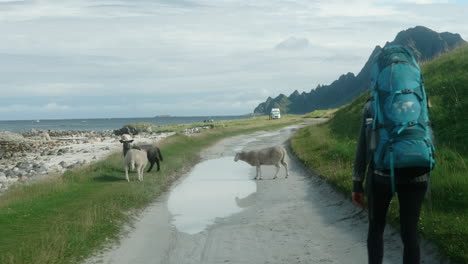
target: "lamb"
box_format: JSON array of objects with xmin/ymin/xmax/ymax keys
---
[
  {"xmin": 119, "ymin": 135, "xmax": 164, "ymax": 172},
  {"xmin": 234, "ymin": 146, "xmax": 289, "ymax": 180},
  {"xmin": 124, "ymin": 149, "xmax": 148, "ymax": 182}
]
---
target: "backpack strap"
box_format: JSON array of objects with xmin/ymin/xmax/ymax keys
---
[{"xmin": 389, "ymin": 141, "xmax": 396, "ymax": 196}]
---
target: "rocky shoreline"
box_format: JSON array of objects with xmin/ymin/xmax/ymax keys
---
[{"xmin": 0, "ymin": 129, "xmax": 174, "ymax": 194}]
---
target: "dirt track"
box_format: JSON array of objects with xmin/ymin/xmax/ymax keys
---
[{"xmin": 86, "ymin": 120, "xmax": 446, "ymax": 264}]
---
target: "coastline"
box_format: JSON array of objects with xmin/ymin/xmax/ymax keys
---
[{"xmin": 0, "ymin": 129, "xmax": 174, "ymax": 193}]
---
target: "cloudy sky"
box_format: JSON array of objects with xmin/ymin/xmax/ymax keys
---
[{"xmin": 0, "ymin": 0, "xmax": 467, "ymax": 120}]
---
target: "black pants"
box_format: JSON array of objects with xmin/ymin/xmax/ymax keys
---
[{"xmin": 367, "ymin": 179, "xmax": 427, "ymax": 264}]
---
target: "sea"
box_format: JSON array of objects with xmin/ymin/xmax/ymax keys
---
[{"xmin": 0, "ymin": 115, "xmax": 251, "ymax": 133}]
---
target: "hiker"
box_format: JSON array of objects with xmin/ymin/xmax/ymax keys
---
[{"xmin": 352, "ymin": 45, "xmax": 435, "ymax": 264}]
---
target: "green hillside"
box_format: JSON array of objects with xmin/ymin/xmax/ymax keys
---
[{"xmin": 292, "ymin": 44, "xmax": 468, "ymax": 263}]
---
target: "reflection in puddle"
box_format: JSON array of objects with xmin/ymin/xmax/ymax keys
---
[{"xmin": 168, "ymin": 157, "xmax": 256, "ymax": 235}]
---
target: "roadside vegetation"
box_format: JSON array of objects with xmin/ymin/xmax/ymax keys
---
[
  {"xmin": 124, "ymin": 121, "xmax": 211, "ymax": 134},
  {"xmin": 0, "ymin": 116, "xmax": 301, "ymax": 264},
  {"xmin": 291, "ymin": 44, "xmax": 468, "ymax": 263},
  {"xmin": 302, "ymin": 108, "xmax": 339, "ymax": 119}
]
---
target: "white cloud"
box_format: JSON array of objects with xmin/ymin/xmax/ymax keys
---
[
  {"xmin": 391, "ymin": 0, "xmax": 449, "ymax": 4},
  {"xmin": 0, "ymin": 103, "xmax": 70, "ymax": 112},
  {"xmin": 316, "ymin": 0, "xmax": 399, "ymax": 17},
  {"xmin": 275, "ymin": 37, "xmax": 311, "ymax": 51},
  {"xmin": 2, "ymin": 83, "xmax": 105, "ymax": 97},
  {"xmin": 43, "ymin": 103, "xmax": 70, "ymax": 110},
  {"xmin": 0, "ymin": 0, "xmax": 467, "ymax": 119}
]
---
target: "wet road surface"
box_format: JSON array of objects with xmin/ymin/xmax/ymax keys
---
[{"xmin": 86, "ymin": 120, "xmax": 446, "ymax": 264}]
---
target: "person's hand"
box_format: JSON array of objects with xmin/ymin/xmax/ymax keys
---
[{"xmin": 352, "ymin": 192, "xmax": 365, "ymax": 208}]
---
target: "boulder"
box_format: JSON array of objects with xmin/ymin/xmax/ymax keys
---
[{"xmin": 113, "ymin": 125, "xmax": 139, "ymax": 136}]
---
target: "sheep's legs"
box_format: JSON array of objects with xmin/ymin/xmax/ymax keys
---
[
  {"xmin": 273, "ymin": 164, "xmax": 281, "ymax": 179},
  {"xmin": 146, "ymin": 159, "xmax": 160, "ymax": 172},
  {"xmin": 125, "ymin": 166, "xmax": 130, "ymax": 182},
  {"xmin": 255, "ymin": 166, "xmax": 262, "ymax": 180},
  {"xmin": 282, "ymin": 160, "xmax": 289, "ymax": 178},
  {"xmin": 147, "ymin": 161, "xmax": 154, "ymax": 172},
  {"xmin": 138, "ymin": 166, "xmax": 144, "ymax": 181},
  {"xmin": 137, "ymin": 165, "xmax": 145, "ymax": 181}
]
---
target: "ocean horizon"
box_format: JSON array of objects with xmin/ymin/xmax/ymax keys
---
[{"xmin": 0, "ymin": 115, "xmax": 252, "ymax": 133}]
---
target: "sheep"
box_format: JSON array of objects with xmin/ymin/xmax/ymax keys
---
[
  {"xmin": 119, "ymin": 135, "xmax": 163, "ymax": 172},
  {"xmin": 234, "ymin": 146, "xmax": 289, "ymax": 180},
  {"xmin": 124, "ymin": 149, "xmax": 148, "ymax": 182},
  {"xmin": 131, "ymin": 144, "xmax": 163, "ymax": 172}
]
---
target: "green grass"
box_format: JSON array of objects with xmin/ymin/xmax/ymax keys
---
[
  {"xmin": 303, "ymin": 108, "xmax": 339, "ymax": 119},
  {"xmin": 0, "ymin": 116, "xmax": 301, "ymax": 264},
  {"xmin": 291, "ymin": 45, "xmax": 468, "ymax": 263},
  {"xmin": 125, "ymin": 121, "xmax": 210, "ymax": 133}
]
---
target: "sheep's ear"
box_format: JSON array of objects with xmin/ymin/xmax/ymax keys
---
[
  {"xmin": 119, "ymin": 140, "xmax": 124, "ymax": 143},
  {"xmin": 129, "ymin": 140, "xmax": 134, "ymax": 143}
]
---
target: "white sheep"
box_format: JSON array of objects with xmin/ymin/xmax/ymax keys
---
[
  {"xmin": 234, "ymin": 146, "xmax": 289, "ymax": 180},
  {"xmin": 119, "ymin": 134, "xmax": 164, "ymax": 172},
  {"xmin": 124, "ymin": 149, "xmax": 148, "ymax": 182}
]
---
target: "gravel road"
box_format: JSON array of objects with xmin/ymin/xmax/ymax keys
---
[{"xmin": 86, "ymin": 120, "xmax": 446, "ymax": 264}]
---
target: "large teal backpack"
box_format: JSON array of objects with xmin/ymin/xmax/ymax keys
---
[{"xmin": 370, "ymin": 45, "xmax": 435, "ymax": 194}]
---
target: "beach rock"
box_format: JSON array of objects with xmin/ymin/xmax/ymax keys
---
[
  {"xmin": 0, "ymin": 131, "xmax": 26, "ymax": 142},
  {"xmin": 8, "ymin": 177, "xmax": 18, "ymax": 184},
  {"xmin": 0, "ymin": 173, "xmax": 7, "ymax": 182},
  {"xmin": 88, "ymin": 137, "xmax": 102, "ymax": 143},
  {"xmin": 36, "ymin": 167, "xmax": 48, "ymax": 174},
  {"xmin": 59, "ymin": 161, "xmax": 67, "ymax": 168},
  {"xmin": 16, "ymin": 162, "xmax": 32, "ymax": 170},
  {"xmin": 41, "ymin": 131, "xmax": 51, "ymax": 141},
  {"xmin": 67, "ymin": 164, "xmax": 77, "ymax": 169},
  {"xmin": 114, "ymin": 125, "xmax": 139, "ymax": 136}
]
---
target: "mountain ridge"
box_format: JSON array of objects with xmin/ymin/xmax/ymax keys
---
[{"xmin": 254, "ymin": 26, "xmax": 466, "ymax": 115}]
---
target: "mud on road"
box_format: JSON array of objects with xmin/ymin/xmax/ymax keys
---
[{"xmin": 86, "ymin": 120, "xmax": 446, "ymax": 264}]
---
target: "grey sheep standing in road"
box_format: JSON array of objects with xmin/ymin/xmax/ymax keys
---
[
  {"xmin": 234, "ymin": 146, "xmax": 289, "ymax": 180},
  {"xmin": 119, "ymin": 135, "xmax": 164, "ymax": 172},
  {"xmin": 124, "ymin": 149, "xmax": 148, "ymax": 182}
]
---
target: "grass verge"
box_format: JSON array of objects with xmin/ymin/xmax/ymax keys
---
[
  {"xmin": 291, "ymin": 123, "xmax": 468, "ymax": 263},
  {"xmin": 303, "ymin": 108, "xmax": 339, "ymax": 119},
  {"xmin": 0, "ymin": 116, "xmax": 301, "ymax": 264}
]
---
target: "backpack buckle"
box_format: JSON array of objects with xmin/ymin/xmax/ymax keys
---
[
  {"xmin": 402, "ymin": 88, "xmax": 413, "ymax": 94},
  {"xmin": 408, "ymin": 121, "xmax": 416, "ymax": 127}
]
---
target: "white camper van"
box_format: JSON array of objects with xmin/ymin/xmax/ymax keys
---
[{"xmin": 270, "ymin": 108, "xmax": 281, "ymax": 119}]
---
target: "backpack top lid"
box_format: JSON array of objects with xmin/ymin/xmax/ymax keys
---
[{"xmin": 376, "ymin": 45, "xmax": 419, "ymax": 71}]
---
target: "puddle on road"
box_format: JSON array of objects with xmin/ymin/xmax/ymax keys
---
[{"xmin": 167, "ymin": 157, "xmax": 256, "ymax": 235}]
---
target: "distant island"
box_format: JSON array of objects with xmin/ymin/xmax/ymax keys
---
[{"xmin": 154, "ymin": 115, "xmax": 174, "ymax": 118}]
